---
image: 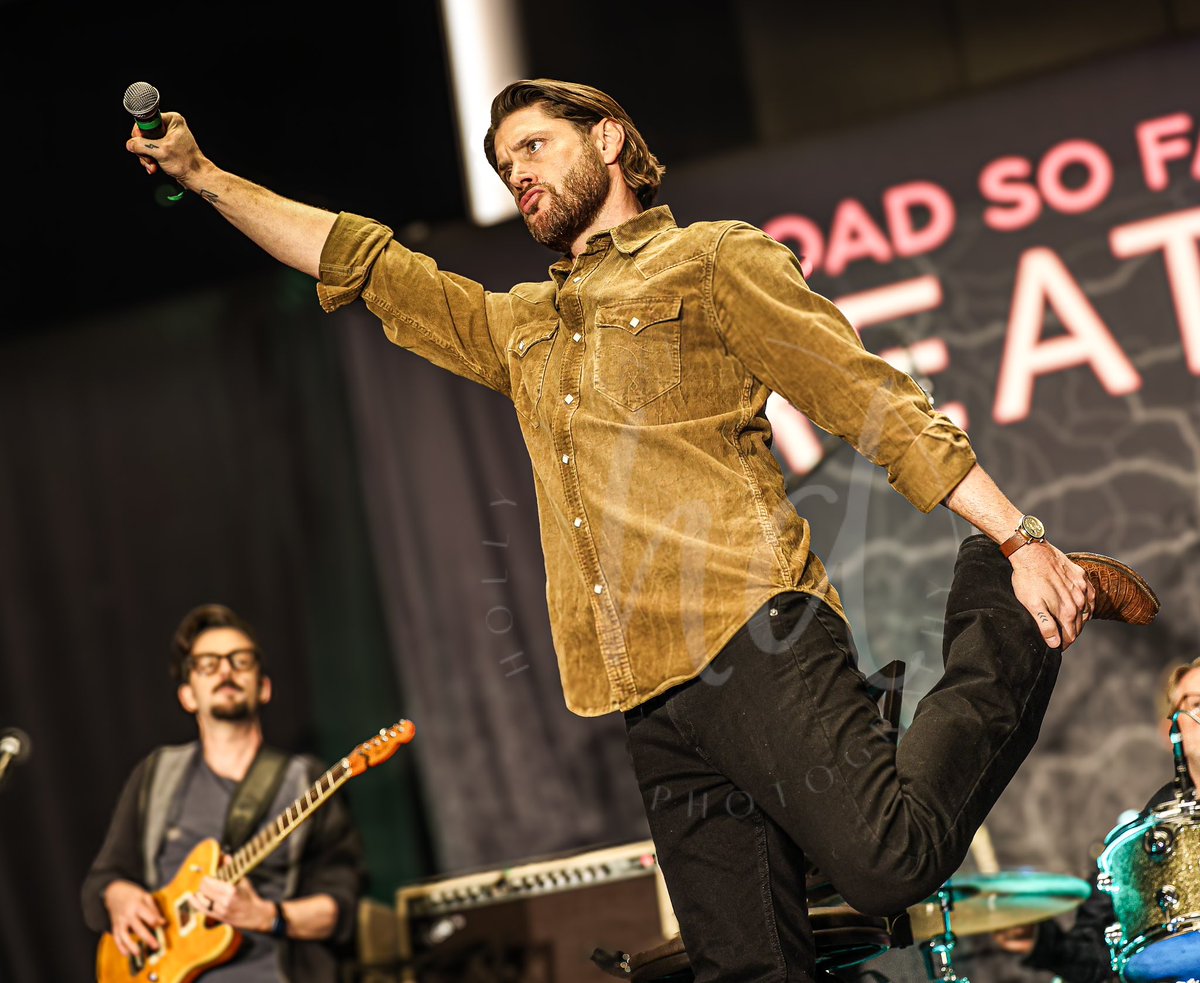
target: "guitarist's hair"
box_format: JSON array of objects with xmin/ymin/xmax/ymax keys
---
[{"xmin": 170, "ymin": 603, "xmax": 265, "ymax": 682}]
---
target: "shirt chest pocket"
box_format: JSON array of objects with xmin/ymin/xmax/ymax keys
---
[
  {"xmin": 593, "ymin": 297, "xmax": 682, "ymax": 411},
  {"xmin": 507, "ymin": 320, "xmax": 559, "ymax": 423}
]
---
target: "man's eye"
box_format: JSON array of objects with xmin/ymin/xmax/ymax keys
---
[{"xmin": 528, "ymin": 139, "xmax": 544, "ymax": 154}]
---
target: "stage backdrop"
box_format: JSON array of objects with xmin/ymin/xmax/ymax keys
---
[
  {"xmin": 4, "ymin": 32, "xmax": 1200, "ymax": 983},
  {"xmin": 333, "ymin": 34, "xmax": 1200, "ymax": 980}
]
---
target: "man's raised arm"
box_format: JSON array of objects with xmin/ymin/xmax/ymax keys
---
[{"xmin": 126, "ymin": 111, "xmax": 336, "ymax": 278}]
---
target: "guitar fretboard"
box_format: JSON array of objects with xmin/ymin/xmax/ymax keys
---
[{"xmin": 217, "ymin": 758, "xmax": 352, "ymax": 884}]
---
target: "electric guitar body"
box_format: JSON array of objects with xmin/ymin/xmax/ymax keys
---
[
  {"xmin": 95, "ymin": 720, "xmax": 415, "ymax": 982},
  {"xmin": 96, "ymin": 838, "xmax": 238, "ymax": 982}
]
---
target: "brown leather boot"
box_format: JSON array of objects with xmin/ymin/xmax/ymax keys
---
[{"xmin": 1066, "ymin": 552, "xmax": 1160, "ymax": 625}]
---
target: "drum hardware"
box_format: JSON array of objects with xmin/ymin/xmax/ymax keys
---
[
  {"xmin": 907, "ymin": 870, "xmax": 1091, "ymax": 941},
  {"xmin": 600, "ymin": 906, "xmax": 912, "ymax": 981},
  {"xmin": 906, "ymin": 869, "xmax": 1092, "ymax": 983},
  {"xmin": 919, "ymin": 887, "xmax": 966, "ymax": 982},
  {"xmin": 1097, "ymin": 710, "xmax": 1200, "ymax": 981}
]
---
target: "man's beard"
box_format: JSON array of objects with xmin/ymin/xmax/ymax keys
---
[
  {"xmin": 523, "ymin": 142, "xmax": 610, "ymax": 254},
  {"xmin": 211, "ymin": 684, "xmax": 254, "ymax": 721}
]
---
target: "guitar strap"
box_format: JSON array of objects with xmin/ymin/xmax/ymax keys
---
[{"xmin": 221, "ymin": 746, "xmax": 290, "ymax": 853}]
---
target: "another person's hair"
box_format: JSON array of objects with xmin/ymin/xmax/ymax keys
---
[
  {"xmin": 170, "ymin": 603, "xmax": 263, "ymax": 682},
  {"xmin": 484, "ymin": 79, "xmax": 666, "ymax": 208},
  {"xmin": 1160, "ymin": 656, "xmax": 1200, "ymax": 718}
]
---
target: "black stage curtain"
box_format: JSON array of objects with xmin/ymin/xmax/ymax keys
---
[
  {"xmin": 0, "ymin": 270, "xmax": 432, "ymax": 981},
  {"xmin": 337, "ymin": 305, "xmax": 651, "ymax": 875}
]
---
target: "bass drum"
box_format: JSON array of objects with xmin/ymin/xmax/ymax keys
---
[{"xmin": 1098, "ymin": 799, "xmax": 1200, "ymax": 982}]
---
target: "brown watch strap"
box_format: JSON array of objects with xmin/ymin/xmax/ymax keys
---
[{"xmin": 1000, "ymin": 530, "xmax": 1040, "ymax": 558}]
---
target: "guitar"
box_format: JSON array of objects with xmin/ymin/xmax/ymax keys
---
[{"xmin": 95, "ymin": 720, "xmax": 416, "ymax": 983}]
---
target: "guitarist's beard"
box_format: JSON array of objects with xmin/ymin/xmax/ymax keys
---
[
  {"xmin": 211, "ymin": 701, "xmax": 254, "ymax": 722},
  {"xmin": 210, "ymin": 683, "xmax": 255, "ymax": 722}
]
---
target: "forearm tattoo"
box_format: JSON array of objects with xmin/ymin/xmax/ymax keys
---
[{"xmin": 200, "ymin": 189, "xmax": 220, "ymax": 205}]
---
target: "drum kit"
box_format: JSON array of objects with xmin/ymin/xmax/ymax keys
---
[
  {"xmin": 1093, "ymin": 709, "xmax": 1200, "ymax": 983},
  {"xmin": 621, "ymin": 755, "xmax": 1200, "ymax": 983},
  {"xmin": 615, "ymin": 867, "xmax": 1093, "ymax": 982},
  {"xmin": 611, "ymin": 710, "xmax": 1200, "ymax": 981}
]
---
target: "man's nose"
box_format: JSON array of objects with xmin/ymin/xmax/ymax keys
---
[{"xmin": 509, "ymin": 164, "xmax": 535, "ymax": 194}]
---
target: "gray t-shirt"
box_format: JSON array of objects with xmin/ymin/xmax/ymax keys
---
[{"xmin": 156, "ymin": 756, "xmax": 292, "ymax": 982}]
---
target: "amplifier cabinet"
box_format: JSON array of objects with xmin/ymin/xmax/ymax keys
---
[{"xmin": 395, "ymin": 839, "xmax": 677, "ymax": 982}]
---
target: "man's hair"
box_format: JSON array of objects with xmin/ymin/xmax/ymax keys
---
[
  {"xmin": 483, "ymin": 79, "xmax": 666, "ymax": 208},
  {"xmin": 1160, "ymin": 656, "xmax": 1200, "ymax": 718},
  {"xmin": 170, "ymin": 603, "xmax": 263, "ymax": 682}
]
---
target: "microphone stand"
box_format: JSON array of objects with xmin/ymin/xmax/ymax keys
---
[
  {"xmin": 0, "ymin": 727, "xmax": 31, "ymax": 792},
  {"xmin": 1169, "ymin": 711, "xmax": 1197, "ymax": 804}
]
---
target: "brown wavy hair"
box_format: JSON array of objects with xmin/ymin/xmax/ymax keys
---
[
  {"xmin": 170, "ymin": 603, "xmax": 264, "ymax": 682},
  {"xmin": 484, "ymin": 79, "xmax": 666, "ymax": 208}
]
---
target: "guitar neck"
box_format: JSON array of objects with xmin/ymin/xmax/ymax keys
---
[{"xmin": 217, "ymin": 758, "xmax": 352, "ymax": 885}]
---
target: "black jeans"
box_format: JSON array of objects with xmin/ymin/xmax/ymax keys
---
[{"xmin": 623, "ymin": 534, "xmax": 1061, "ymax": 983}]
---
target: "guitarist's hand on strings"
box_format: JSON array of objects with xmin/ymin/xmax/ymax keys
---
[
  {"xmin": 103, "ymin": 879, "xmax": 165, "ymax": 958},
  {"xmin": 195, "ymin": 867, "xmax": 276, "ymax": 934}
]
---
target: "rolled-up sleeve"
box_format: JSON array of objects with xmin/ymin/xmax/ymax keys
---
[
  {"xmin": 317, "ymin": 212, "xmax": 514, "ymax": 398},
  {"xmin": 711, "ymin": 223, "xmax": 975, "ymax": 513}
]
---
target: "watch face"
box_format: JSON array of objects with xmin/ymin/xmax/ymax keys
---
[{"xmin": 1022, "ymin": 515, "xmax": 1045, "ymax": 539}]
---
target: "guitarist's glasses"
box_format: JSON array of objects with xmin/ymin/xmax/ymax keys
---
[{"xmin": 187, "ymin": 648, "xmax": 261, "ymax": 675}]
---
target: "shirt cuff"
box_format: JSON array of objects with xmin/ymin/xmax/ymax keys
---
[
  {"xmin": 887, "ymin": 413, "xmax": 977, "ymax": 513},
  {"xmin": 316, "ymin": 212, "xmax": 395, "ymax": 313}
]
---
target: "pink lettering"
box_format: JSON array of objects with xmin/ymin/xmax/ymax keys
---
[
  {"xmin": 824, "ymin": 199, "xmax": 894, "ymax": 277},
  {"xmin": 834, "ymin": 275, "xmax": 942, "ymax": 332},
  {"xmin": 1111, "ymin": 207, "xmax": 1200, "ymax": 374},
  {"xmin": 883, "ymin": 181, "xmax": 956, "ymax": 257},
  {"xmin": 1037, "ymin": 140, "xmax": 1113, "ymax": 214},
  {"xmin": 763, "ymin": 214, "xmax": 824, "ymax": 279},
  {"xmin": 1135, "ymin": 112, "xmax": 1194, "ymax": 192},
  {"xmin": 994, "ymin": 248, "xmax": 1141, "ymax": 424},
  {"xmin": 980, "ymin": 156, "xmax": 1042, "ymax": 232}
]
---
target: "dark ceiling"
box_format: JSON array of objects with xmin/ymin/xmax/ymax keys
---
[{"xmin": 5, "ymin": 0, "xmax": 1198, "ymax": 332}]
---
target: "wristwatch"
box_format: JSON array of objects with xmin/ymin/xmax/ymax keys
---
[
  {"xmin": 1000, "ymin": 514, "xmax": 1046, "ymax": 558},
  {"xmin": 271, "ymin": 900, "xmax": 288, "ymax": 939}
]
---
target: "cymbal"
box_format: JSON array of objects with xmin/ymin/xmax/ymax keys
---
[{"xmin": 907, "ymin": 869, "xmax": 1092, "ymax": 941}]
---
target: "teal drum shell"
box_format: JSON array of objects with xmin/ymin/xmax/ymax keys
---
[{"xmin": 1098, "ymin": 800, "xmax": 1200, "ymax": 982}]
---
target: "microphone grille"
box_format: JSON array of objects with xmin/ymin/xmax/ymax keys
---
[{"xmin": 123, "ymin": 81, "xmax": 161, "ymax": 120}]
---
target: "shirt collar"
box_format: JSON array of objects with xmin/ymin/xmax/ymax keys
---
[
  {"xmin": 548, "ymin": 205, "xmax": 676, "ymax": 283},
  {"xmin": 609, "ymin": 205, "xmax": 676, "ymax": 255}
]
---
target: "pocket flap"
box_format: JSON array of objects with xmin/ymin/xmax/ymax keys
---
[
  {"xmin": 596, "ymin": 297, "xmax": 682, "ymax": 334},
  {"xmin": 508, "ymin": 320, "xmax": 559, "ymax": 358}
]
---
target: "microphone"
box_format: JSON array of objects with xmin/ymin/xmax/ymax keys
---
[
  {"xmin": 0, "ymin": 727, "xmax": 31, "ymax": 791},
  {"xmin": 1170, "ymin": 711, "xmax": 1196, "ymax": 802},
  {"xmin": 123, "ymin": 81, "xmax": 165, "ymax": 139},
  {"xmin": 122, "ymin": 81, "xmax": 186, "ymax": 205}
]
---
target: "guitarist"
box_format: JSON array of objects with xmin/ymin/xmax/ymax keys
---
[{"xmin": 81, "ymin": 603, "xmax": 367, "ymax": 981}]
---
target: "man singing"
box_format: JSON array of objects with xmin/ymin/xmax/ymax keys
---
[{"xmin": 124, "ymin": 79, "xmax": 1157, "ymax": 981}]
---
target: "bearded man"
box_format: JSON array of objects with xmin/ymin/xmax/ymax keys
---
[
  {"xmin": 81, "ymin": 604, "xmax": 366, "ymax": 981},
  {"xmin": 123, "ymin": 80, "xmax": 1158, "ymax": 982}
]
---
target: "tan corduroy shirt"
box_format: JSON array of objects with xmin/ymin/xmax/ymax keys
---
[{"xmin": 318, "ymin": 205, "xmax": 976, "ymax": 716}]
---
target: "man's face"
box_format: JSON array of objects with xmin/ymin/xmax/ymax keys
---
[
  {"xmin": 179, "ymin": 626, "xmax": 270, "ymax": 723},
  {"xmin": 1170, "ymin": 666, "xmax": 1200, "ymax": 773},
  {"xmin": 493, "ymin": 105, "xmax": 611, "ymax": 254}
]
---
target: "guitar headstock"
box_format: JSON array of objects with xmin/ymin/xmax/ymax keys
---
[{"xmin": 346, "ymin": 720, "xmax": 416, "ymax": 776}]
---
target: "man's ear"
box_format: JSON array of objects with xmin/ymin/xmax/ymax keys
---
[
  {"xmin": 594, "ymin": 118, "xmax": 626, "ymax": 167},
  {"xmin": 178, "ymin": 682, "xmax": 198, "ymax": 714},
  {"xmin": 257, "ymin": 674, "xmax": 272, "ymax": 706}
]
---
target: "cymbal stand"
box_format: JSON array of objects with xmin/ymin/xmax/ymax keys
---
[{"xmin": 921, "ymin": 888, "xmax": 969, "ymax": 982}]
